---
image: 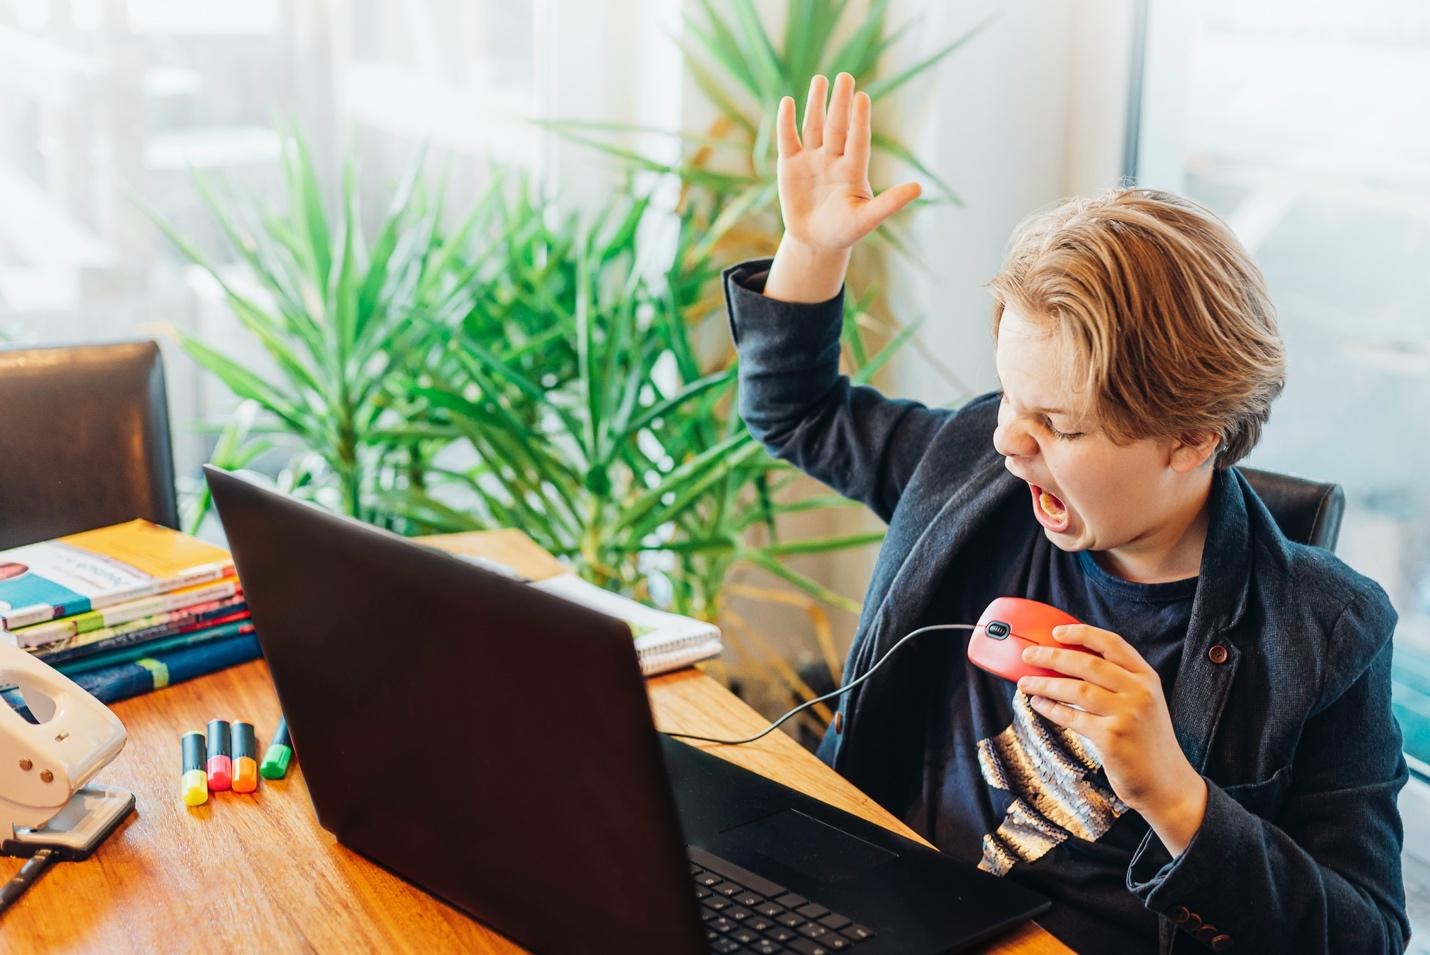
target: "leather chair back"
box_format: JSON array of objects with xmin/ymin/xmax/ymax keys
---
[
  {"xmin": 1239, "ymin": 466, "xmax": 1344, "ymax": 552},
  {"xmin": 0, "ymin": 340, "xmax": 179, "ymax": 549}
]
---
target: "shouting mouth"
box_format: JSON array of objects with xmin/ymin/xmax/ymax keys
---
[{"xmin": 1030, "ymin": 484, "xmax": 1071, "ymax": 533}]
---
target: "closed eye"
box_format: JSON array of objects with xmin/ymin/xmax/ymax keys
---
[{"xmin": 1041, "ymin": 416, "xmax": 1083, "ymax": 440}]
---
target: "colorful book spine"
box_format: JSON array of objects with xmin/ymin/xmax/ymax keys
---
[
  {"xmin": 2, "ymin": 631, "xmax": 263, "ymax": 712},
  {"xmin": 55, "ymin": 619, "xmax": 254, "ymax": 676},
  {"xmin": 8, "ymin": 579, "xmax": 243, "ymax": 649},
  {"xmin": 34, "ymin": 600, "xmax": 249, "ymax": 667}
]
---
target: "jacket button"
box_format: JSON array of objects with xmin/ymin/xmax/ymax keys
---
[
  {"xmin": 1196, "ymin": 924, "xmax": 1219, "ymax": 944},
  {"xmin": 1212, "ymin": 934, "xmax": 1234, "ymax": 952},
  {"xmin": 832, "ymin": 711, "xmax": 844, "ymax": 734},
  {"xmin": 1183, "ymin": 912, "xmax": 1203, "ymax": 932},
  {"xmin": 1208, "ymin": 645, "xmax": 1229, "ymax": 665},
  {"xmin": 1168, "ymin": 905, "xmax": 1189, "ymax": 924}
]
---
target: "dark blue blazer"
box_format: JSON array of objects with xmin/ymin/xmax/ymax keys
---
[{"xmin": 724, "ymin": 258, "xmax": 1410, "ymax": 954}]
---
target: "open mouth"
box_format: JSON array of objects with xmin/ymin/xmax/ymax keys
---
[{"xmin": 1030, "ymin": 484, "xmax": 1071, "ymax": 532}]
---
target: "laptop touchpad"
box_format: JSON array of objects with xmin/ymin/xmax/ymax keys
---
[{"xmin": 721, "ymin": 809, "xmax": 898, "ymax": 883}]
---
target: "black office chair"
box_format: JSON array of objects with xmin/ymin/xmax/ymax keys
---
[
  {"xmin": 1238, "ymin": 466, "xmax": 1344, "ymax": 553},
  {"xmin": 0, "ymin": 339, "xmax": 179, "ymax": 549}
]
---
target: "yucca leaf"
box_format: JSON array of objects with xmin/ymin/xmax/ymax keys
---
[
  {"xmin": 620, "ymin": 435, "xmax": 764, "ymax": 537},
  {"xmin": 733, "ymin": 492, "xmax": 863, "ymax": 529},
  {"xmin": 284, "ymin": 130, "xmax": 333, "ymax": 296},
  {"xmin": 223, "ymin": 295, "xmax": 329, "ymax": 411},
  {"xmin": 759, "ymin": 531, "xmax": 886, "ymax": 556},
  {"xmin": 685, "ymin": 5, "xmax": 764, "ymax": 102},
  {"xmin": 785, "ymin": 0, "xmax": 841, "ymax": 90},
  {"xmin": 188, "ymin": 174, "xmax": 317, "ymax": 345},
  {"xmin": 552, "ymin": 131, "xmax": 762, "ymax": 192},
  {"xmin": 862, "ymin": 14, "xmax": 995, "ymax": 101},
  {"xmin": 331, "ymin": 156, "xmax": 360, "ymax": 381},
  {"xmin": 870, "ymin": 131, "xmax": 961, "ymax": 204},
  {"xmin": 356, "ymin": 145, "xmax": 429, "ymax": 340},
  {"xmin": 727, "ymin": 0, "xmax": 786, "ymax": 96},
  {"xmin": 852, "ymin": 316, "xmax": 922, "ymax": 385},
  {"xmin": 691, "ymin": 182, "xmax": 776, "ymax": 263},
  {"xmin": 669, "ymin": 39, "xmax": 758, "ymax": 135},
  {"xmin": 532, "ymin": 118, "xmax": 752, "ymax": 153},
  {"xmin": 827, "ymin": 0, "xmax": 891, "ymax": 79},
  {"xmin": 178, "ymin": 336, "xmax": 312, "ymax": 436},
  {"xmin": 618, "ymin": 367, "xmax": 736, "ymax": 445},
  {"xmin": 741, "ymin": 550, "xmax": 862, "ymax": 615}
]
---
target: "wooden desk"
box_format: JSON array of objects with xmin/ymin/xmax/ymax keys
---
[{"xmin": 0, "ymin": 533, "xmax": 1070, "ymax": 954}]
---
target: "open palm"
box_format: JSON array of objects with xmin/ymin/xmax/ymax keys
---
[{"xmin": 776, "ymin": 73, "xmax": 922, "ymax": 252}]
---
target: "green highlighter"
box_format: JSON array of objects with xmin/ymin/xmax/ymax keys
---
[{"xmin": 260, "ymin": 716, "xmax": 293, "ymax": 779}]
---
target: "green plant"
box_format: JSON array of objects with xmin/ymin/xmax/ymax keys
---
[
  {"xmin": 380, "ymin": 179, "xmax": 918, "ymax": 724},
  {"xmin": 152, "ymin": 133, "xmax": 495, "ymax": 524},
  {"xmin": 393, "ymin": 181, "xmax": 901, "ymax": 594}
]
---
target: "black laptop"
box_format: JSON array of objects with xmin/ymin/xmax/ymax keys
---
[{"xmin": 205, "ymin": 466, "xmax": 1049, "ymax": 954}]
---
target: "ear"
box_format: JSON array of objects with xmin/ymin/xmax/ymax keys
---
[{"xmin": 1169, "ymin": 430, "xmax": 1220, "ymax": 473}]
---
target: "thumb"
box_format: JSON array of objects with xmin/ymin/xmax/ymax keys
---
[{"xmin": 854, "ymin": 181, "xmax": 922, "ymax": 237}]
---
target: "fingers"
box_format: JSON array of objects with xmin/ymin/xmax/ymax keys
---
[
  {"xmin": 776, "ymin": 96, "xmax": 800, "ymax": 158},
  {"xmin": 802, "ymin": 74, "xmax": 827, "ymax": 149},
  {"xmin": 1051, "ymin": 625, "xmax": 1149, "ymax": 674},
  {"xmin": 824, "ymin": 72, "xmax": 854, "ymax": 155},
  {"xmin": 1025, "ymin": 693, "xmax": 1095, "ymax": 735},
  {"xmin": 1021, "ymin": 644, "xmax": 1135, "ymax": 692},
  {"xmin": 1017, "ymin": 676, "xmax": 1117, "ymax": 716},
  {"xmin": 846, "ymin": 90, "xmax": 872, "ymax": 170},
  {"xmin": 853, "ymin": 181, "xmax": 922, "ymax": 236}
]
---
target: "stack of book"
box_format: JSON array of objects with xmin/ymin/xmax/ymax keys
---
[{"xmin": 0, "ymin": 519, "xmax": 260, "ymax": 705}]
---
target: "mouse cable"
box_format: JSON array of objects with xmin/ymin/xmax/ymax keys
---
[
  {"xmin": 661, "ymin": 623, "xmax": 976, "ymax": 746},
  {"xmin": 0, "ymin": 848, "xmax": 57, "ymax": 917}
]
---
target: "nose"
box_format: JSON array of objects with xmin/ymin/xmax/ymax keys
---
[{"xmin": 992, "ymin": 411, "xmax": 1039, "ymax": 461}]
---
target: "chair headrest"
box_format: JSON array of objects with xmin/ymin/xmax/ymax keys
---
[{"xmin": 1238, "ymin": 466, "xmax": 1344, "ymax": 553}]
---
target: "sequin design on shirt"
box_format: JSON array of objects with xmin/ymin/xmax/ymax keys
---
[{"xmin": 975, "ymin": 689, "xmax": 1129, "ymax": 876}]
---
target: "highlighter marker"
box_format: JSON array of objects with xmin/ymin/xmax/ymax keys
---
[
  {"xmin": 207, "ymin": 719, "xmax": 232, "ymax": 791},
  {"xmin": 181, "ymin": 732, "xmax": 208, "ymax": 806},
  {"xmin": 231, "ymin": 721, "xmax": 259, "ymax": 793},
  {"xmin": 260, "ymin": 716, "xmax": 292, "ymax": 779}
]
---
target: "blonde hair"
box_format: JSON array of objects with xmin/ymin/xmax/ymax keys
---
[{"xmin": 988, "ymin": 188, "xmax": 1285, "ymax": 468}]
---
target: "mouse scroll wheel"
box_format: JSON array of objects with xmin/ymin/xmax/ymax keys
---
[{"xmin": 985, "ymin": 621, "xmax": 1011, "ymax": 639}]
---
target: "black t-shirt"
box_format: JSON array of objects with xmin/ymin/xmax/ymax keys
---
[{"xmin": 904, "ymin": 516, "xmax": 1196, "ymax": 954}]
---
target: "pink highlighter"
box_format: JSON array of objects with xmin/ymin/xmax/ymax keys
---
[
  {"xmin": 967, "ymin": 597, "xmax": 1096, "ymax": 682},
  {"xmin": 206, "ymin": 719, "xmax": 232, "ymax": 791}
]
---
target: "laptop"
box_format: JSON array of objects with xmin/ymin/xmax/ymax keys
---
[{"xmin": 205, "ymin": 466, "xmax": 1050, "ymax": 954}]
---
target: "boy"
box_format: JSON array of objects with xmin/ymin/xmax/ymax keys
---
[{"xmin": 723, "ymin": 73, "xmax": 1408, "ymax": 953}]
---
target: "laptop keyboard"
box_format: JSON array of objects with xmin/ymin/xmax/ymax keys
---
[{"xmin": 689, "ymin": 846, "xmax": 876, "ymax": 954}]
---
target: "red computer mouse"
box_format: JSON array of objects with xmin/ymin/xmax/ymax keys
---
[{"xmin": 967, "ymin": 597, "xmax": 1095, "ymax": 682}]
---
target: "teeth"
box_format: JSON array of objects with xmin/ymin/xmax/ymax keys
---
[{"xmin": 1039, "ymin": 490, "xmax": 1066, "ymax": 519}]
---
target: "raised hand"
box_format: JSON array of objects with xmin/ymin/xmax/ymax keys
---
[
  {"xmin": 776, "ymin": 72, "xmax": 922, "ymax": 252},
  {"xmin": 763, "ymin": 73, "xmax": 922, "ymax": 303}
]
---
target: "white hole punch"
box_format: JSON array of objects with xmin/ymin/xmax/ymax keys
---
[{"xmin": 0, "ymin": 642, "xmax": 134, "ymax": 913}]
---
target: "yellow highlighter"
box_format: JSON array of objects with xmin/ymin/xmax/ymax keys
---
[
  {"xmin": 232, "ymin": 722, "xmax": 259, "ymax": 794},
  {"xmin": 181, "ymin": 731, "xmax": 208, "ymax": 806}
]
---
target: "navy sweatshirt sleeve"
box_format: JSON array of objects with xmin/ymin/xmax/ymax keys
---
[{"xmin": 723, "ymin": 258, "xmax": 955, "ymax": 525}]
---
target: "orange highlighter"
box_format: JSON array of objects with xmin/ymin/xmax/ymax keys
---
[{"xmin": 232, "ymin": 721, "xmax": 260, "ymax": 793}]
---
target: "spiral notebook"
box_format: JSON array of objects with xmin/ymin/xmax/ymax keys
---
[
  {"xmin": 528, "ymin": 572, "xmax": 723, "ymax": 676},
  {"xmin": 420, "ymin": 530, "xmax": 722, "ymax": 677}
]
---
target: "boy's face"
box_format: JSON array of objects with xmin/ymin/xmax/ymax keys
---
[{"xmin": 992, "ymin": 306, "xmax": 1210, "ymax": 564}]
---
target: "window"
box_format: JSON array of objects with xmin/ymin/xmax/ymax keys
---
[
  {"xmin": 1133, "ymin": 0, "xmax": 1430, "ymax": 941},
  {"xmin": 0, "ymin": 0, "xmax": 544, "ymax": 479}
]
